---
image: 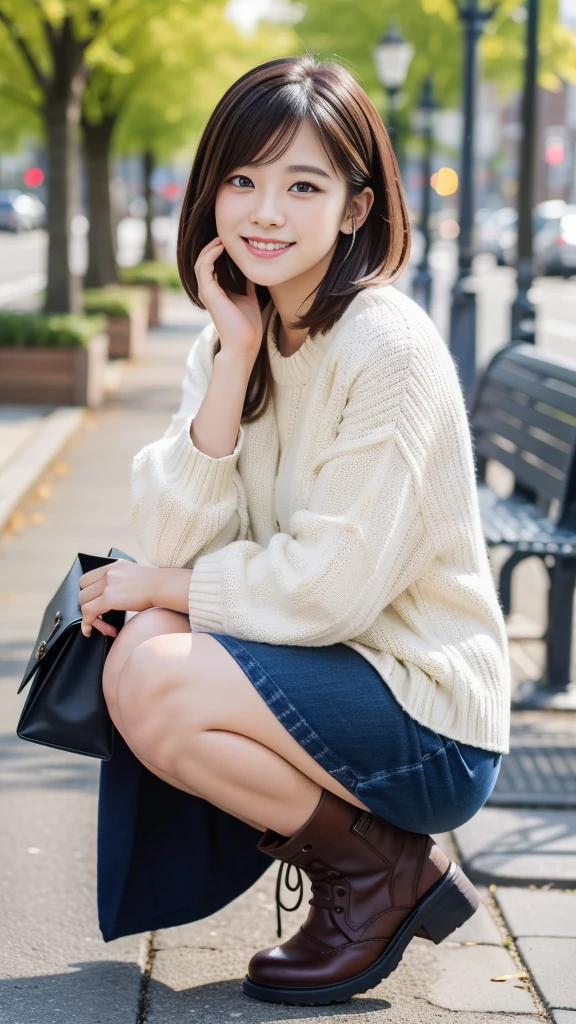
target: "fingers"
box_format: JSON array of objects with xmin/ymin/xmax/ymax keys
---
[
  {"xmin": 79, "ymin": 565, "xmax": 109, "ymax": 589},
  {"xmin": 81, "ymin": 616, "xmax": 118, "ymax": 640},
  {"xmin": 79, "ymin": 580, "xmax": 118, "ymax": 639},
  {"xmin": 194, "ymin": 237, "xmax": 226, "ymax": 303}
]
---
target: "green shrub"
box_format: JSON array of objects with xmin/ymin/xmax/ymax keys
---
[
  {"xmin": 119, "ymin": 260, "xmax": 182, "ymax": 290},
  {"xmin": 83, "ymin": 286, "xmax": 142, "ymax": 318},
  {"xmin": 0, "ymin": 311, "xmax": 106, "ymax": 348}
]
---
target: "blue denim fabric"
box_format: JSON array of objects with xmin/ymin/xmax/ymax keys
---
[{"xmin": 208, "ymin": 633, "xmax": 502, "ymax": 835}]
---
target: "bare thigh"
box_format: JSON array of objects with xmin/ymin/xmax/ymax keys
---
[
  {"xmin": 102, "ymin": 607, "xmax": 191, "ymax": 717},
  {"xmin": 117, "ymin": 630, "xmax": 369, "ymax": 812},
  {"xmin": 102, "ymin": 607, "xmax": 202, "ymax": 795}
]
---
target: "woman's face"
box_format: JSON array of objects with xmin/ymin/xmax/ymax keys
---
[{"xmin": 214, "ymin": 120, "xmax": 370, "ymax": 289}]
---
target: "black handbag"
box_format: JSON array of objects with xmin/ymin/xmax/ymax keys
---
[{"xmin": 16, "ymin": 546, "xmax": 136, "ymax": 760}]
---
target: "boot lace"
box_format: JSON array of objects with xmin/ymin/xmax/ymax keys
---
[
  {"xmin": 275, "ymin": 860, "xmax": 343, "ymax": 938},
  {"xmin": 275, "ymin": 861, "xmax": 304, "ymax": 938}
]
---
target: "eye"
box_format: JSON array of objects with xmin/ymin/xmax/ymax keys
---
[
  {"xmin": 289, "ymin": 181, "xmax": 320, "ymax": 194},
  {"xmin": 227, "ymin": 175, "xmax": 254, "ymax": 188}
]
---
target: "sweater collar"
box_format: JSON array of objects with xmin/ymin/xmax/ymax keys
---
[{"xmin": 265, "ymin": 304, "xmax": 330, "ymax": 387}]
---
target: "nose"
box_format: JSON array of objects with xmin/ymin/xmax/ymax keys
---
[{"xmin": 249, "ymin": 188, "xmax": 285, "ymax": 229}]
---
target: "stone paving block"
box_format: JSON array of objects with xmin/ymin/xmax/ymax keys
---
[
  {"xmin": 454, "ymin": 807, "xmax": 576, "ymax": 885},
  {"xmin": 426, "ymin": 945, "xmax": 536, "ymax": 1014},
  {"xmin": 517, "ymin": 938, "xmax": 576, "ymax": 1011},
  {"xmin": 154, "ymin": 861, "xmax": 310, "ymax": 954},
  {"xmin": 496, "ymin": 888, "xmax": 576, "ymax": 938},
  {"xmin": 0, "ymin": 759, "xmax": 145, "ymax": 1024},
  {"xmin": 552, "ymin": 1013, "xmax": 576, "ymax": 1024},
  {"xmin": 148, "ymin": 944, "xmax": 541, "ymax": 1024}
]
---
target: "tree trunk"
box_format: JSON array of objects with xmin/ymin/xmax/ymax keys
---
[
  {"xmin": 143, "ymin": 149, "xmax": 156, "ymax": 262},
  {"xmin": 43, "ymin": 96, "xmax": 84, "ymax": 313},
  {"xmin": 82, "ymin": 114, "xmax": 119, "ymax": 287},
  {"xmin": 42, "ymin": 18, "xmax": 88, "ymax": 314}
]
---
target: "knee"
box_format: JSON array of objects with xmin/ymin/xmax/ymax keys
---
[
  {"xmin": 102, "ymin": 607, "xmax": 188, "ymax": 707},
  {"xmin": 114, "ymin": 636, "xmax": 195, "ymax": 767}
]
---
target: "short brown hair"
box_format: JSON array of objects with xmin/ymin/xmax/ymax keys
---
[{"xmin": 177, "ymin": 54, "xmax": 411, "ymax": 423}]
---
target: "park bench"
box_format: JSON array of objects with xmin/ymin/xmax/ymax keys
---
[{"xmin": 469, "ymin": 342, "xmax": 576, "ymax": 709}]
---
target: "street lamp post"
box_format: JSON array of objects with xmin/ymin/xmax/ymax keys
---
[
  {"xmin": 372, "ymin": 21, "xmax": 415, "ymax": 169},
  {"xmin": 412, "ymin": 75, "xmax": 440, "ymax": 314},
  {"xmin": 510, "ymin": 0, "xmax": 540, "ymax": 344},
  {"xmin": 449, "ymin": 0, "xmax": 498, "ymax": 406}
]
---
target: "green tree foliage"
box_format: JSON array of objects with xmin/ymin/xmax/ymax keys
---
[
  {"xmin": 0, "ymin": 0, "xmax": 173, "ymax": 312},
  {"xmin": 80, "ymin": 0, "xmax": 298, "ymax": 282},
  {"xmin": 294, "ymin": 0, "xmax": 576, "ymax": 114}
]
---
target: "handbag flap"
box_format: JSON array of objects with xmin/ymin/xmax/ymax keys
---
[{"xmin": 17, "ymin": 546, "xmax": 136, "ymax": 695}]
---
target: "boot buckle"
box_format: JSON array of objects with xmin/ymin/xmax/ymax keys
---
[{"xmin": 352, "ymin": 812, "xmax": 374, "ymax": 836}]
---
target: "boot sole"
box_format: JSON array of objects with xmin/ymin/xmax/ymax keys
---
[{"xmin": 242, "ymin": 860, "xmax": 479, "ymax": 1006}]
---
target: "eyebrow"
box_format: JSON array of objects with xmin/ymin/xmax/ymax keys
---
[{"xmin": 285, "ymin": 163, "xmax": 332, "ymax": 179}]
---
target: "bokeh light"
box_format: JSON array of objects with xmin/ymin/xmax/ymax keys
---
[
  {"xmin": 431, "ymin": 167, "xmax": 459, "ymax": 196},
  {"xmin": 23, "ymin": 167, "xmax": 44, "ymax": 187}
]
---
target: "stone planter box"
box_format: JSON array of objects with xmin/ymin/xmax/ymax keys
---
[
  {"xmin": 106, "ymin": 291, "xmax": 149, "ymax": 359},
  {"xmin": 0, "ymin": 332, "xmax": 109, "ymax": 408}
]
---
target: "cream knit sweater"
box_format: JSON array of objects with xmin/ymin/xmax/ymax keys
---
[{"xmin": 131, "ymin": 284, "xmax": 511, "ymax": 754}]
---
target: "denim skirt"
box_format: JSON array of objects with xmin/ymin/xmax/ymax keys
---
[{"xmin": 208, "ymin": 633, "xmax": 501, "ymax": 836}]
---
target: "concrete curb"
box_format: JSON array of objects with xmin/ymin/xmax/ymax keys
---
[{"xmin": 0, "ymin": 406, "xmax": 87, "ymax": 533}]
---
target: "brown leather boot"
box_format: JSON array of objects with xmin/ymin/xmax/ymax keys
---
[{"xmin": 243, "ymin": 788, "xmax": 479, "ymax": 1005}]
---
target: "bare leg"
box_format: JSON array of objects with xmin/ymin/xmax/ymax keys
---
[
  {"xmin": 113, "ymin": 631, "xmax": 371, "ymax": 837},
  {"xmin": 102, "ymin": 609, "xmax": 266, "ymax": 830}
]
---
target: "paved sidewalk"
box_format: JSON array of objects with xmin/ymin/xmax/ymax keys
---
[{"xmin": 0, "ymin": 291, "xmax": 569, "ymax": 1023}]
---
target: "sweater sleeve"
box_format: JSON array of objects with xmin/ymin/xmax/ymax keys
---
[
  {"xmin": 130, "ymin": 322, "xmax": 248, "ymax": 569},
  {"xmin": 187, "ymin": 355, "xmax": 439, "ymax": 644}
]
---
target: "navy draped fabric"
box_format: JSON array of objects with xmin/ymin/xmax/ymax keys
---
[{"xmin": 97, "ymin": 731, "xmax": 271, "ymax": 942}]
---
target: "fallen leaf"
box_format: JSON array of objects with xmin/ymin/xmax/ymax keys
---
[
  {"xmin": 491, "ymin": 973, "xmax": 529, "ymax": 982},
  {"xmin": 32, "ymin": 483, "xmax": 52, "ymax": 501}
]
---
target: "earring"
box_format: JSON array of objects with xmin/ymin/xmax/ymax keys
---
[{"xmin": 342, "ymin": 218, "xmax": 356, "ymax": 261}]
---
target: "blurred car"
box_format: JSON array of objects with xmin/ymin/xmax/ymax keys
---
[
  {"xmin": 474, "ymin": 206, "xmax": 517, "ymax": 263},
  {"xmin": 0, "ymin": 189, "xmax": 46, "ymax": 231},
  {"xmin": 498, "ymin": 200, "xmax": 568, "ymax": 271},
  {"xmin": 532, "ymin": 204, "xmax": 576, "ymax": 277}
]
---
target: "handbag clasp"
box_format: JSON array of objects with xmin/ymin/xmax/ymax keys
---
[{"xmin": 35, "ymin": 610, "xmax": 62, "ymax": 661}]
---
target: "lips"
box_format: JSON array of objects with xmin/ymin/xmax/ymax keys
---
[{"xmin": 241, "ymin": 237, "xmax": 296, "ymax": 259}]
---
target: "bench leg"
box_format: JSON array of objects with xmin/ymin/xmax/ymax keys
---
[
  {"xmin": 544, "ymin": 556, "xmax": 576, "ymax": 688},
  {"xmin": 498, "ymin": 550, "xmax": 538, "ymax": 619},
  {"xmin": 513, "ymin": 555, "xmax": 576, "ymax": 710}
]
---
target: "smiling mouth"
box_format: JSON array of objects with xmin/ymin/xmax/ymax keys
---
[{"xmin": 242, "ymin": 237, "xmax": 296, "ymax": 255}]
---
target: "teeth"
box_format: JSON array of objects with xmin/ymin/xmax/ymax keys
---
[{"xmin": 247, "ymin": 239, "xmax": 291, "ymax": 250}]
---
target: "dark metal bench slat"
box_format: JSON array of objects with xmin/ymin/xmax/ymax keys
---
[
  {"xmin": 473, "ymin": 408, "xmax": 571, "ymax": 474},
  {"xmin": 479, "ymin": 380, "xmax": 576, "ymax": 446},
  {"xmin": 475, "ymin": 435, "xmax": 566, "ymax": 502},
  {"xmin": 490, "ymin": 360, "xmax": 576, "ymax": 422}
]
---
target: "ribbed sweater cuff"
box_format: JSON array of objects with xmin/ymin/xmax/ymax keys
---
[
  {"xmin": 163, "ymin": 415, "xmax": 244, "ymax": 506},
  {"xmin": 189, "ymin": 547, "xmax": 228, "ymax": 632}
]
